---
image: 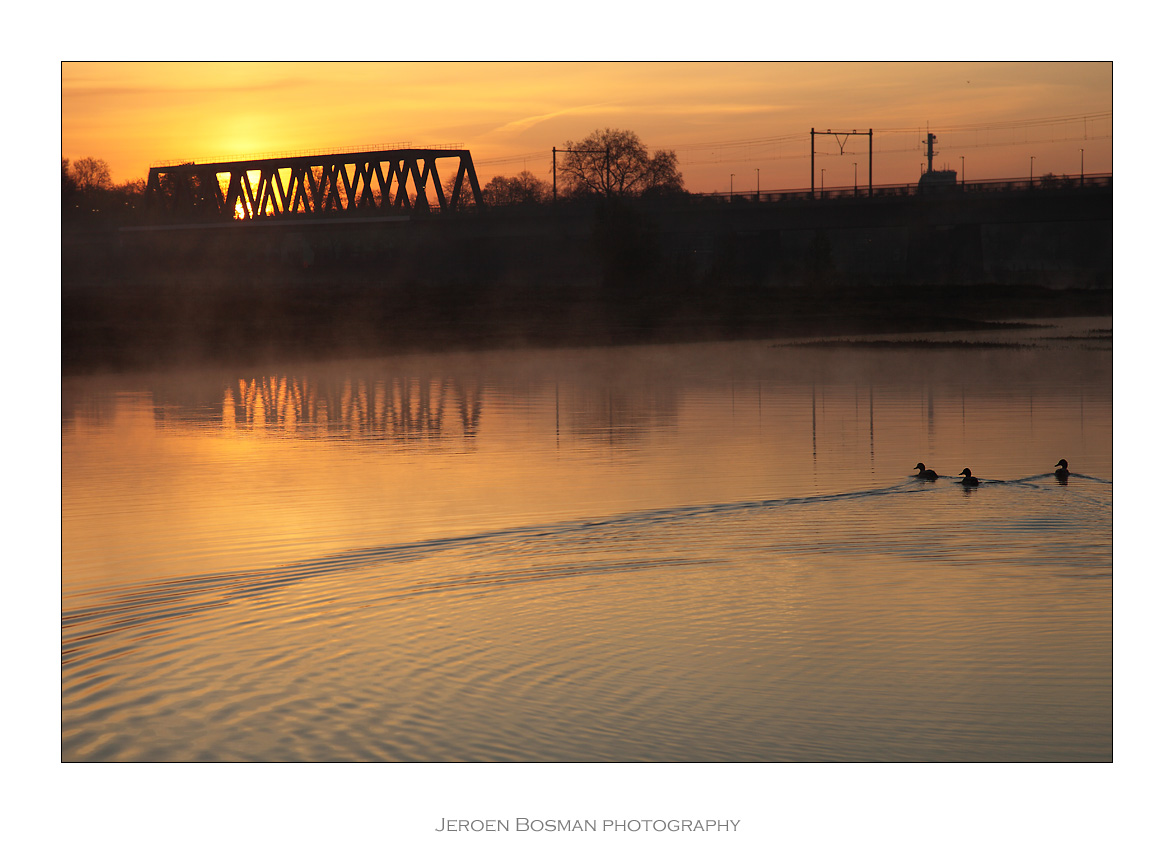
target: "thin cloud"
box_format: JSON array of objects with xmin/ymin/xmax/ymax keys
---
[
  {"xmin": 492, "ymin": 102, "xmax": 616, "ymax": 134},
  {"xmin": 62, "ymin": 77, "xmax": 317, "ymax": 103},
  {"xmin": 640, "ymin": 102, "xmax": 794, "ymax": 117}
]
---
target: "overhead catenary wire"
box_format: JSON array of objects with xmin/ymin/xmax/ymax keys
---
[
  {"xmin": 679, "ymin": 114, "xmax": 1111, "ymax": 165},
  {"xmin": 451, "ymin": 111, "xmax": 1112, "ymax": 176}
]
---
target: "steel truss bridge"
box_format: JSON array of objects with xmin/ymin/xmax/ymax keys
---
[{"xmin": 145, "ymin": 147, "xmax": 484, "ymax": 221}]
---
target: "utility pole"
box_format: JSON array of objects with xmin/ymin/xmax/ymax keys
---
[
  {"xmin": 810, "ymin": 128, "xmax": 815, "ymax": 200},
  {"xmin": 811, "ymin": 128, "xmax": 873, "ymax": 199},
  {"xmin": 551, "ymin": 145, "xmax": 609, "ymax": 200}
]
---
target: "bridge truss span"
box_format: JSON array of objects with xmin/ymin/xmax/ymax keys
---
[{"xmin": 145, "ymin": 147, "xmax": 484, "ymax": 222}]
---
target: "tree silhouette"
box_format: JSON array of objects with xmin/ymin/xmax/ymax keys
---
[
  {"xmin": 482, "ymin": 170, "xmax": 550, "ymax": 207},
  {"xmin": 64, "ymin": 157, "xmax": 151, "ymax": 223},
  {"xmin": 444, "ymin": 169, "xmax": 480, "ymax": 210},
  {"xmin": 642, "ymin": 149, "xmax": 687, "ymax": 197},
  {"xmin": 71, "ymin": 156, "xmax": 112, "ymax": 192},
  {"xmin": 62, "ymin": 158, "xmax": 79, "ymax": 206},
  {"xmin": 558, "ymin": 129, "xmax": 683, "ymax": 199}
]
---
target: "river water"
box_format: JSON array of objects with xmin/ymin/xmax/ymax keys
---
[{"xmin": 61, "ymin": 318, "xmax": 1111, "ymax": 761}]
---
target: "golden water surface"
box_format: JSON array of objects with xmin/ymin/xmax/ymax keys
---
[{"xmin": 62, "ymin": 320, "xmax": 1112, "ymax": 761}]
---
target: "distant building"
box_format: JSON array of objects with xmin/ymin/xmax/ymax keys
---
[
  {"xmin": 918, "ymin": 168, "xmax": 958, "ymax": 192},
  {"xmin": 917, "ymin": 132, "xmax": 959, "ymax": 194}
]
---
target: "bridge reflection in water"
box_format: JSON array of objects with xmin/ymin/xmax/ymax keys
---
[
  {"xmin": 66, "ymin": 367, "xmax": 683, "ymax": 449},
  {"xmin": 220, "ymin": 375, "xmax": 483, "ymax": 440}
]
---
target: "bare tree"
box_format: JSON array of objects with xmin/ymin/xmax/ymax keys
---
[
  {"xmin": 558, "ymin": 129, "xmax": 683, "ymax": 199},
  {"xmin": 642, "ymin": 149, "xmax": 686, "ymax": 197},
  {"xmin": 71, "ymin": 156, "xmax": 112, "ymax": 192},
  {"xmin": 115, "ymin": 178, "xmax": 147, "ymax": 200},
  {"xmin": 62, "ymin": 158, "xmax": 79, "ymax": 205},
  {"xmin": 482, "ymin": 170, "xmax": 550, "ymax": 207},
  {"xmin": 443, "ymin": 170, "xmax": 479, "ymax": 210}
]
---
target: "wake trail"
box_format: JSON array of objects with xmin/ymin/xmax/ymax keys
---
[
  {"xmin": 62, "ymin": 474, "xmax": 1109, "ymax": 654},
  {"xmin": 62, "ymin": 480, "xmax": 924, "ymax": 628}
]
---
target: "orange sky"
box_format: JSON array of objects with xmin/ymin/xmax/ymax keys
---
[{"xmin": 62, "ymin": 62, "xmax": 1111, "ymax": 195}]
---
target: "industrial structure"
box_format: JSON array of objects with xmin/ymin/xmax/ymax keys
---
[
  {"xmin": 917, "ymin": 131, "xmax": 958, "ymax": 192},
  {"xmin": 144, "ymin": 146, "xmax": 484, "ymax": 221}
]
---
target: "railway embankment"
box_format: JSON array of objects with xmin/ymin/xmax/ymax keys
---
[{"xmin": 62, "ymin": 184, "xmax": 1111, "ymax": 371}]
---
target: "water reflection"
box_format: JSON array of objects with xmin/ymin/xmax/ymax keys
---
[
  {"xmin": 66, "ymin": 374, "xmax": 487, "ymax": 442},
  {"xmin": 221, "ymin": 375, "xmax": 484, "ymax": 439},
  {"xmin": 62, "ymin": 328, "xmax": 1113, "ymax": 761},
  {"xmin": 63, "ymin": 333, "xmax": 1112, "ymax": 599},
  {"xmin": 65, "ymin": 371, "xmax": 687, "ymax": 447},
  {"xmin": 63, "ymin": 319, "xmax": 1112, "ymax": 455},
  {"xmin": 62, "ymin": 344, "xmax": 1112, "ymax": 481},
  {"xmin": 560, "ymin": 385, "xmax": 678, "ymax": 443}
]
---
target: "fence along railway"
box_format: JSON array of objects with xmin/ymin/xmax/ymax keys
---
[{"xmin": 144, "ymin": 145, "xmax": 484, "ymax": 222}]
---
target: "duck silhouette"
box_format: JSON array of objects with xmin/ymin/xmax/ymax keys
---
[
  {"xmin": 1054, "ymin": 459, "xmax": 1070, "ymax": 479},
  {"xmin": 915, "ymin": 462, "xmax": 938, "ymax": 480},
  {"xmin": 959, "ymin": 468, "xmax": 980, "ymax": 486}
]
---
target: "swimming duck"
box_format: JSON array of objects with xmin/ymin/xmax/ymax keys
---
[
  {"xmin": 1055, "ymin": 459, "xmax": 1070, "ymax": 479},
  {"xmin": 915, "ymin": 462, "xmax": 939, "ymax": 480},
  {"xmin": 959, "ymin": 468, "xmax": 980, "ymax": 486}
]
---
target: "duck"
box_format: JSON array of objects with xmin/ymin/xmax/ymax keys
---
[
  {"xmin": 1054, "ymin": 459, "xmax": 1070, "ymax": 479},
  {"xmin": 959, "ymin": 468, "xmax": 980, "ymax": 486},
  {"xmin": 914, "ymin": 462, "xmax": 938, "ymax": 480}
]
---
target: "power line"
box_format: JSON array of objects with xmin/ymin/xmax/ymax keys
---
[
  {"xmin": 681, "ymin": 117, "xmax": 1111, "ymax": 165},
  {"xmin": 897, "ymin": 111, "xmax": 1112, "ymax": 135},
  {"xmin": 667, "ymin": 112, "xmax": 1110, "ymax": 157},
  {"xmin": 672, "ymin": 133, "xmax": 810, "ymax": 151},
  {"xmin": 475, "ymin": 151, "xmax": 549, "ymax": 167},
  {"xmin": 943, "ymin": 132, "xmax": 1112, "ymax": 152},
  {"xmin": 469, "ymin": 111, "xmax": 1111, "ymax": 173}
]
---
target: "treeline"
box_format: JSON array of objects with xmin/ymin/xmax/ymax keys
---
[{"xmin": 62, "ymin": 157, "xmax": 150, "ymax": 224}]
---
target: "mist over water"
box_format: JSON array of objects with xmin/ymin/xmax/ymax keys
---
[{"xmin": 61, "ymin": 319, "xmax": 1111, "ymax": 761}]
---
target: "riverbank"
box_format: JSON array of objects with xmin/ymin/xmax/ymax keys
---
[
  {"xmin": 62, "ymin": 188, "xmax": 1111, "ymax": 374},
  {"xmin": 62, "ymin": 270, "xmax": 1110, "ymax": 374}
]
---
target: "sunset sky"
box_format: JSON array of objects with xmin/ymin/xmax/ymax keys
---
[{"xmin": 61, "ymin": 62, "xmax": 1111, "ymax": 195}]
